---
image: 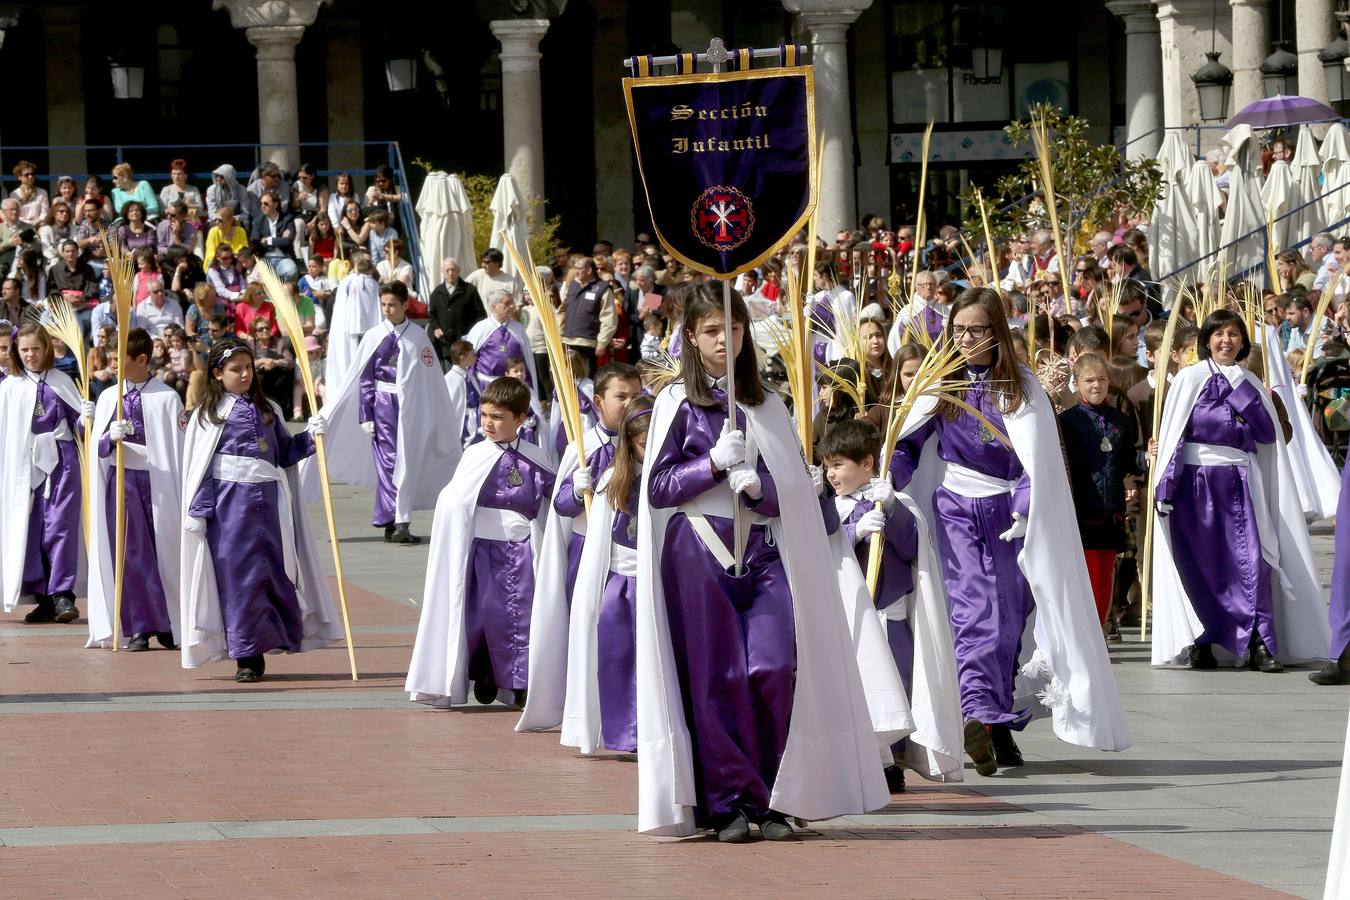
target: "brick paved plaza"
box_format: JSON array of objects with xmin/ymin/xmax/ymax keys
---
[{"xmin": 1, "ymin": 482, "xmax": 1341, "ymax": 898}]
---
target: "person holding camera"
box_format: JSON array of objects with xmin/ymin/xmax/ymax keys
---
[{"xmin": 0, "ymin": 198, "xmax": 34, "ymax": 276}]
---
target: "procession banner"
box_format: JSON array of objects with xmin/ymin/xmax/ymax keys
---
[{"xmin": 623, "ymin": 60, "xmax": 817, "ymax": 279}]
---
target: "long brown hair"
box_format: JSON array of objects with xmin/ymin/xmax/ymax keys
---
[
  {"xmin": 678, "ymin": 283, "xmax": 765, "ymax": 408},
  {"xmin": 608, "ymin": 394, "xmax": 654, "ymax": 515},
  {"xmin": 10, "ymin": 321, "xmax": 53, "ymax": 373},
  {"xmin": 195, "ymin": 338, "xmax": 276, "ymax": 426},
  {"xmin": 940, "ymin": 287, "xmax": 1026, "ymax": 419}
]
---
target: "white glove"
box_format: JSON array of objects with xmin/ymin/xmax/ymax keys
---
[
  {"xmin": 807, "ymin": 464, "xmax": 824, "ymax": 496},
  {"xmin": 998, "ymin": 513, "xmax": 1028, "ymax": 542},
  {"xmin": 727, "ymin": 464, "xmax": 762, "ymax": 500},
  {"xmin": 80, "ymin": 399, "xmax": 95, "ymax": 421},
  {"xmin": 185, "ymin": 516, "xmax": 207, "ymax": 534},
  {"xmin": 572, "ymin": 466, "xmax": 592, "ymax": 498},
  {"xmin": 856, "ymin": 507, "xmax": 887, "ymax": 539},
  {"xmin": 108, "ymin": 419, "xmax": 132, "ymax": 442},
  {"xmin": 307, "ymin": 414, "xmax": 327, "ymax": 436},
  {"xmin": 1155, "ymin": 500, "xmax": 1173, "ymax": 518},
  {"xmin": 360, "ymin": 420, "xmax": 375, "ymax": 436},
  {"xmin": 710, "ymin": 429, "xmax": 747, "ymax": 471},
  {"xmin": 867, "ymin": 476, "xmax": 895, "ymax": 507},
  {"xmin": 1297, "ymin": 383, "xmax": 1309, "ymax": 399}
]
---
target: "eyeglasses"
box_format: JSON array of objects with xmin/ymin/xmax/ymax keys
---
[
  {"xmin": 1075, "ymin": 268, "xmax": 1090, "ymax": 274},
  {"xmin": 20, "ymin": 172, "xmax": 34, "ymax": 179},
  {"xmin": 951, "ymin": 325, "xmax": 992, "ymax": 339}
]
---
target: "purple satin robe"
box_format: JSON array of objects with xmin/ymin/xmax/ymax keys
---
[
  {"xmin": 22, "ymin": 381, "xmax": 80, "ymax": 597},
  {"xmin": 1156, "ymin": 371, "xmax": 1278, "ymax": 657},
  {"xmin": 553, "ymin": 389, "xmax": 597, "ymax": 460},
  {"xmin": 474, "ymin": 323, "xmax": 530, "ymax": 390},
  {"xmin": 360, "ymin": 330, "xmax": 401, "ymax": 526},
  {"xmin": 188, "ymin": 397, "xmax": 316, "ymax": 659},
  {"xmin": 464, "ymin": 445, "xmax": 555, "ymax": 692},
  {"xmin": 554, "ymin": 428, "xmax": 618, "ymax": 600},
  {"xmin": 1330, "ymin": 459, "xmax": 1350, "ymax": 657},
  {"xmin": 648, "ymin": 390, "xmax": 793, "ymax": 822},
  {"xmin": 98, "ymin": 387, "xmax": 171, "ymax": 635},
  {"xmin": 890, "ymin": 363, "xmax": 1034, "ymax": 728},
  {"xmin": 596, "ymin": 481, "xmax": 641, "ymax": 752},
  {"xmin": 809, "ymin": 296, "xmax": 836, "ymax": 365}
]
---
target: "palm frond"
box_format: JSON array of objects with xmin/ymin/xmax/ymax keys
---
[
  {"xmin": 40, "ymin": 294, "xmax": 89, "ymax": 393},
  {"xmin": 256, "ymin": 261, "xmax": 318, "ymax": 406}
]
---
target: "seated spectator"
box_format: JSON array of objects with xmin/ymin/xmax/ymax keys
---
[
  {"xmin": 132, "ymin": 249, "xmax": 162, "ymax": 303},
  {"xmin": 1277, "ymin": 249, "xmax": 1315, "ymax": 292},
  {"xmin": 39, "ymin": 201, "xmax": 75, "ymax": 267},
  {"xmin": 466, "ymin": 248, "xmax": 515, "ymax": 310},
  {"xmin": 10, "ymin": 247, "xmax": 45, "ymax": 304},
  {"xmin": 234, "ymin": 281, "xmax": 278, "ymax": 338},
  {"xmin": 248, "ymin": 162, "xmax": 290, "ymax": 211},
  {"xmin": 207, "ymin": 243, "xmax": 246, "ymax": 302},
  {"xmin": 307, "ymin": 214, "xmax": 337, "ymax": 261},
  {"xmin": 298, "ymin": 254, "xmax": 336, "ymax": 327},
  {"xmin": 158, "ymin": 159, "xmax": 203, "ymax": 217},
  {"xmin": 185, "ymin": 281, "xmax": 228, "ymax": 338},
  {"xmin": 246, "ymin": 315, "xmax": 298, "ymax": 416},
  {"xmin": 83, "ymin": 175, "xmax": 114, "ymax": 222},
  {"xmin": 203, "ymin": 204, "xmax": 249, "ymax": 265},
  {"xmin": 363, "ymin": 163, "xmax": 402, "ymax": 231},
  {"xmin": 327, "ymin": 171, "xmax": 357, "ymax": 228},
  {"xmin": 376, "ymin": 237, "xmax": 413, "ymax": 288},
  {"xmin": 0, "ymin": 276, "xmax": 28, "ymax": 325},
  {"xmin": 365, "ymin": 209, "xmax": 396, "ymax": 261},
  {"xmin": 51, "ymin": 336, "xmax": 81, "ymax": 381},
  {"xmin": 291, "ymin": 162, "xmax": 327, "ymax": 223},
  {"xmin": 155, "ymin": 201, "xmax": 199, "ymax": 260},
  {"xmin": 90, "ymin": 293, "xmax": 146, "ymax": 335},
  {"xmin": 86, "ymin": 325, "xmax": 117, "ymax": 400},
  {"xmin": 136, "ymin": 277, "xmax": 185, "ymax": 336},
  {"xmin": 47, "ymin": 240, "xmax": 99, "ymax": 307},
  {"xmin": 115, "ymin": 201, "xmax": 157, "ymax": 255},
  {"xmin": 73, "ymin": 198, "xmax": 108, "ymax": 271},
  {"xmin": 160, "ymin": 325, "xmax": 193, "ymax": 398},
  {"xmin": 166, "ymin": 250, "xmax": 205, "ymax": 300},
  {"xmin": 288, "ymin": 280, "xmax": 318, "ymax": 335},
  {"xmin": 110, "ymin": 163, "xmax": 160, "ymax": 219},
  {"xmin": 238, "ymin": 246, "xmax": 260, "ymax": 283},
  {"xmin": 0, "ymin": 197, "xmax": 31, "ymax": 275},
  {"xmin": 337, "ymin": 199, "xmax": 368, "ymax": 257},
  {"xmin": 52, "ymin": 175, "xmax": 79, "ymax": 214},
  {"xmin": 250, "ymin": 190, "xmax": 299, "ymax": 282},
  {"xmin": 207, "ymin": 163, "xmax": 246, "ymax": 225},
  {"xmin": 9, "ymin": 161, "xmax": 49, "ymax": 228}
]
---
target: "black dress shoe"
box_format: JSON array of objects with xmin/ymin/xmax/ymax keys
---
[
  {"xmin": 234, "ymin": 654, "xmax": 265, "ymax": 682},
  {"xmin": 512, "ymin": 688, "xmax": 527, "ymax": 709},
  {"xmin": 1310, "ymin": 661, "xmax": 1350, "ymax": 685},
  {"xmin": 473, "ymin": 675, "xmax": 498, "ymax": 705},
  {"xmin": 1250, "ymin": 641, "xmax": 1284, "ymax": 673},
  {"xmin": 234, "ymin": 668, "xmax": 261, "ymax": 683},
  {"xmin": 155, "ymin": 632, "xmax": 178, "ymax": 650},
  {"xmin": 963, "ymin": 719, "xmax": 997, "ymax": 776},
  {"xmin": 52, "ymin": 593, "xmax": 79, "ymax": 623},
  {"xmin": 389, "ymin": 523, "xmax": 421, "ymax": 545},
  {"xmin": 127, "ymin": 633, "xmax": 150, "ymax": 652},
  {"xmin": 382, "ymin": 524, "xmax": 396, "ymax": 543},
  {"xmin": 758, "ymin": 812, "xmax": 796, "ymax": 841},
  {"xmin": 1189, "ymin": 643, "xmax": 1218, "ymax": 670},
  {"xmin": 23, "ymin": 596, "xmax": 54, "ymax": 623},
  {"xmin": 715, "ymin": 809, "xmax": 752, "ymax": 843},
  {"xmin": 884, "ymin": 764, "xmax": 907, "ymax": 793},
  {"xmin": 990, "ymin": 724, "xmax": 1024, "ymax": 767}
]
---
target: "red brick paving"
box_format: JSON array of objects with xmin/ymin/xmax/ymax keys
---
[{"xmin": 0, "ymin": 580, "xmax": 1292, "ymax": 897}]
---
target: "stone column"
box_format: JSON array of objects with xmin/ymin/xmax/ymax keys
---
[
  {"xmin": 324, "ymin": 19, "xmax": 366, "ymax": 188},
  {"xmin": 491, "ymin": 18, "xmax": 550, "ymax": 207},
  {"xmin": 1107, "ymin": 1, "xmax": 1164, "ymax": 160},
  {"xmin": 592, "ymin": 0, "xmax": 633, "ymax": 245},
  {"xmin": 1230, "ymin": 0, "xmax": 1268, "ymax": 111},
  {"xmin": 1157, "ymin": 0, "xmax": 1232, "ymax": 139},
  {"xmin": 785, "ymin": 0, "xmax": 873, "ymax": 241},
  {"xmin": 1295, "ymin": 0, "xmax": 1335, "ymax": 104},
  {"xmin": 42, "ymin": 5, "xmax": 85, "ymax": 178}
]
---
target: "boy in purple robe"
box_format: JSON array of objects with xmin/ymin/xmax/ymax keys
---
[{"xmin": 821, "ymin": 419, "xmax": 918, "ymax": 793}]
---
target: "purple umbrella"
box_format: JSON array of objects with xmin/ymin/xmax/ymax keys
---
[{"xmin": 1226, "ymin": 94, "xmax": 1340, "ymax": 130}]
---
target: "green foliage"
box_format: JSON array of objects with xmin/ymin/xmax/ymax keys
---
[
  {"xmin": 410, "ymin": 157, "xmax": 564, "ymax": 268},
  {"xmin": 963, "ymin": 104, "xmax": 1163, "ymax": 257}
]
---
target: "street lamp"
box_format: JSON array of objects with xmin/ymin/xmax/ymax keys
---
[
  {"xmin": 109, "ymin": 61, "xmax": 145, "ymax": 100},
  {"xmin": 1260, "ymin": 40, "xmax": 1298, "ymax": 97},
  {"xmin": 1320, "ymin": 34, "xmax": 1349, "ymax": 105},
  {"xmin": 384, "ymin": 55, "xmax": 418, "ymax": 92},
  {"xmin": 1192, "ymin": 51, "xmax": 1234, "ymax": 122}
]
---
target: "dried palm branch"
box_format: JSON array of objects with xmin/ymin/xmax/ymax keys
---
[
  {"xmin": 907, "ymin": 122, "xmax": 935, "ymax": 304},
  {"xmin": 1139, "ymin": 300, "xmax": 1184, "ymax": 643},
  {"xmin": 1028, "ymin": 114, "xmax": 1074, "ymax": 359},
  {"xmin": 1301, "ymin": 267, "xmax": 1343, "ymax": 386}
]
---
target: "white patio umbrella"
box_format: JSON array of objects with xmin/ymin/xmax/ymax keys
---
[
  {"xmin": 444, "ymin": 173, "xmax": 477, "ymax": 279},
  {"xmin": 1321, "ymin": 123, "xmax": 1350, "ymax": 230},
  {"xmin": 415, "ymin": 171, "xmax": 450, "ymax": 298},
  {"xmin": 1150, "ymin": 169, "xmax": 1197, "ymax": 307},
  {"xmin": 488, "ymin": 173, "xmax": 530, "ymax": 284},
  {"xmin": 1259, "ymin": 158, "xmax": 1295, "ymax": 253},
  {"xmin": 1154, "ymin": 130, "xmax": 1193, "ymax": 187},
  {"xmin": 1219, "ymin": 125, "xmax": 1266, "ymax": 275},
  {"xmin": 1185, "ymin": 160, "xmax": 1222, "ymax": 267},
  {"xmin": 1289, "ymin": 124, "xmax": 1325, "ymax": 247}
]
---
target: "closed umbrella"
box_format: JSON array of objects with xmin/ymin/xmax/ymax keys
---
[
  {"xmin": 1150, "ymin": 161, "xmax": 1197, "ymax": 307},
  {"xmin": 444, "ymin": 173, "xmax": 477, "ymax": 280},
  {"xmin": 1219, "ymin": 125, "xmax": 1266, "ymax": 275},
  {"xmin": 1155, "ymin": 130, "xmax": 1193, "ymax": 187},
  {"xmin": 488, "ymin": 173, "xmax": 530, "ymax": 284},
  {"xmin": 1290, "ymin": 124, "xmax": 1324, "ymax": 247},
  {"xmin": 415, "ymin": 171, "xmax": 450, "ymax": 298},
  {"xmin": 1185, "ymin": 160, "xmax": 1222, "ymax": 267},
  {"xmin": 1321, "ymin": 123, "xmax": 1350, "ymax": 230},
  {"xmin": 1260, "ymin": 159, "xmax": 1295, "ymax": 253}
]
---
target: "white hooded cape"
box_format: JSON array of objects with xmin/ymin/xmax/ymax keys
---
[
  {"xmin": 320, "ymin": 322, "xmax": 460, "ymax": 519},
  {"xmin": 328, "ymin": 272, "xmax": 381, "ymax": 390},
  {"xmin": 86, "ymin": 381, "xmax": 185, "ymax": 649},
  {"xmin": 516, "ymin": 423, "xmax": 615, "ymax": 733},
  {"xmin": 1148, "ymin": 362, "xmax": 1329, "ymax": 666},
  {"xmin": 636, "ymin": 382, "xmax": 889, "ymax": 836},
  {"xmin": 832, "ymin": 491, "xmax": 965, "ymax": 780},
  {"xmin": 896, "ymin": 371, "xmax": 1132, "ymax": 752},
  {"xmin": 1262, "ymin": 324, "xmax": 1341, "ymax": 520},
  {"xmin": 406, "ymin": 437, "xmax": 555, "ymax": 706},
  {"xmin": 0, "ymin": 370, "xmax": 86, "ymax": 611},
  {"xmin": 178, "ymin": 396, "xmax": 343, "ymax": 668}
]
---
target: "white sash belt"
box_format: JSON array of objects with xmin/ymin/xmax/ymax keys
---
[
  {"xmin": 375, "ymin": 380, "xmax": 400, "ymax": 394},
  {"xmin": 942, "ymin": 462, "xmax": 1016, "ymax": 498},
  {"xmin": 572, "ymin": 511, "xmax": 587, "ymax": 537},
  {"xmin": 678, "ymin": 491, "xmax": 772, "ymax": 571},
  {"xmin": 473, "ymin": 506, "xmax": 532, "ymax": 542},
  {"xmin": 31, "ymin": 420, "xmax": 76, "ymax": 496},
  {"xmin": 118, "ymin": 440, "xmax": 151, "ymax": 472},
  {"xmin": 610, "ymin": 543, "xmax": 638, "ymax": 577},
  {"xmin": 210, "ymin": 452, "xmax": 298, "ymax": 583},
  {"xmin": 1179, "ymin": 442, "xmax": 1275, "ymax": 563},
  {"xmin": 1181, "ymin": 442, "xmax": 1248, "ymax": 467}
]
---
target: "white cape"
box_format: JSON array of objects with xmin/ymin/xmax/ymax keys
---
[
  {"xmin": 636, "ymin": 382, "xmax": 889, "ymax": 835},
  {"xmin": 328, "ymin": 272, "xmax": 381, "ymax": 390},
  {"xmin": 0, "ymin": 370, "xmax": 86, "ymax": 611},
  {"xmin": 897, "ymin": 371, "xmax": 1132, "ymax": 752},
  {"xmin": 1262, "ymin": 324, "xmax": 1341, "ymax": 520},
  {"xmin": 178, "ymin": 396, "xmax": 343, "ymax": 668},
  {"xmin": 320, "ymin": 322, "xmax": 460, "ymax": 519},
  {"xmin": 86, "ymin": 381, "xmax": 184, "ymax": 649},
  {"xmin": 406, "ymin": 438, "xmax": 555, "ymax": 705},
  {"xmin": 1149, "ymin": 362, "xmax": 1329, "ymax": 666},
  {"xmin": 1326, "ymin": 707, "xmax": 1350, "ymax": 900}
]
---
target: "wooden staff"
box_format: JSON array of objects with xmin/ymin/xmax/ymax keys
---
[{"xmin": 256, "ymin": 262, "xmax": 359, "ymax": 680}]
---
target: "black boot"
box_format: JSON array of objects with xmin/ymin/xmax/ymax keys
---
[
  {"xmin": 52, "ymin": 592, "xmax": 79, "ymax": 623},
  {"xmin": 990, "ymin": 724, "xmax": 1024, "ymax": 767},
  {"xmin": 23, "ymin": 595, "xmax": 54, "ymax": 623},
  {"xmin": 1189, "ymin": 643, "xmax": 1218, "ymax": 670},
  {"xmin": 884, "ymin": 764, "xmax": 907, "ymax": 793},
  {"xmin": 389, "ymin": 523, "xmax": 421, "ymax": 545},
  {"xmin": 234, "ymin": 654, "xmax": 265, "ymax": 683},
  {"xmin": 382, "ymin": 524, "xmax": 396, "ymax": 543},
  {"xmin": 473, "ymin": 671, "xmax": 498, "ymax": 705},
  {"xmin": 155, "ymin": 632, "xmax": 178, "ymax": 650},
  {"xmin": 1310, "ymin": 646, "xmax": 1350, "ymax": 685},
  {"xmin": 127, "ymin": 633, "xmax": 150, "ymax": 652},
  {"xmin": 1249, "ymin": 639, "xmax": 1284, "ymax": 673}
]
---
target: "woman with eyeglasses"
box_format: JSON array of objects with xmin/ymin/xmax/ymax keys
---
[
  {"xmin": 889, "ymin": 287, "xmax": 1130, "ymax": 777},
  {"xmin": 10, "ymin": 161, "xmax": 49, "ymax": 228}
]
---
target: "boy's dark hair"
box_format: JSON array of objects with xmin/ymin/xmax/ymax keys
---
[
  {"xmin": 595, "ymin": 361, "xmax": 640, "ymax": 396},
  {"xmin": 380, "ymin": 280, "xmax": 409, "ymax": 302},
  {"xmin": 818, "ymin": 418, "xmax": 882, "ymax": 470},
  {"xmin": 1141, "ymin": 318, "xmax": 1169, "ymax": 354},
  {"xmin": 480, "ymin": 376, "xmax": 530, "ymax": 416},
  {"xmin": 1066, "ymin": 325, "xmax": 1109, "ymax": 357},
  {"xmin": 1107, "ymin": 244, "xmax": 1138, "ymax": 267},
  {"xmin": 1071, "ymin": 351, "xmax": 1108, "ymax": 379},
  {"xmin": 450, "ymin": 340, "xmax": 475, "ymax": 365},
  {"xmin": 125, "ymin": 327, "xmax": 153, "ymax": 362}
]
